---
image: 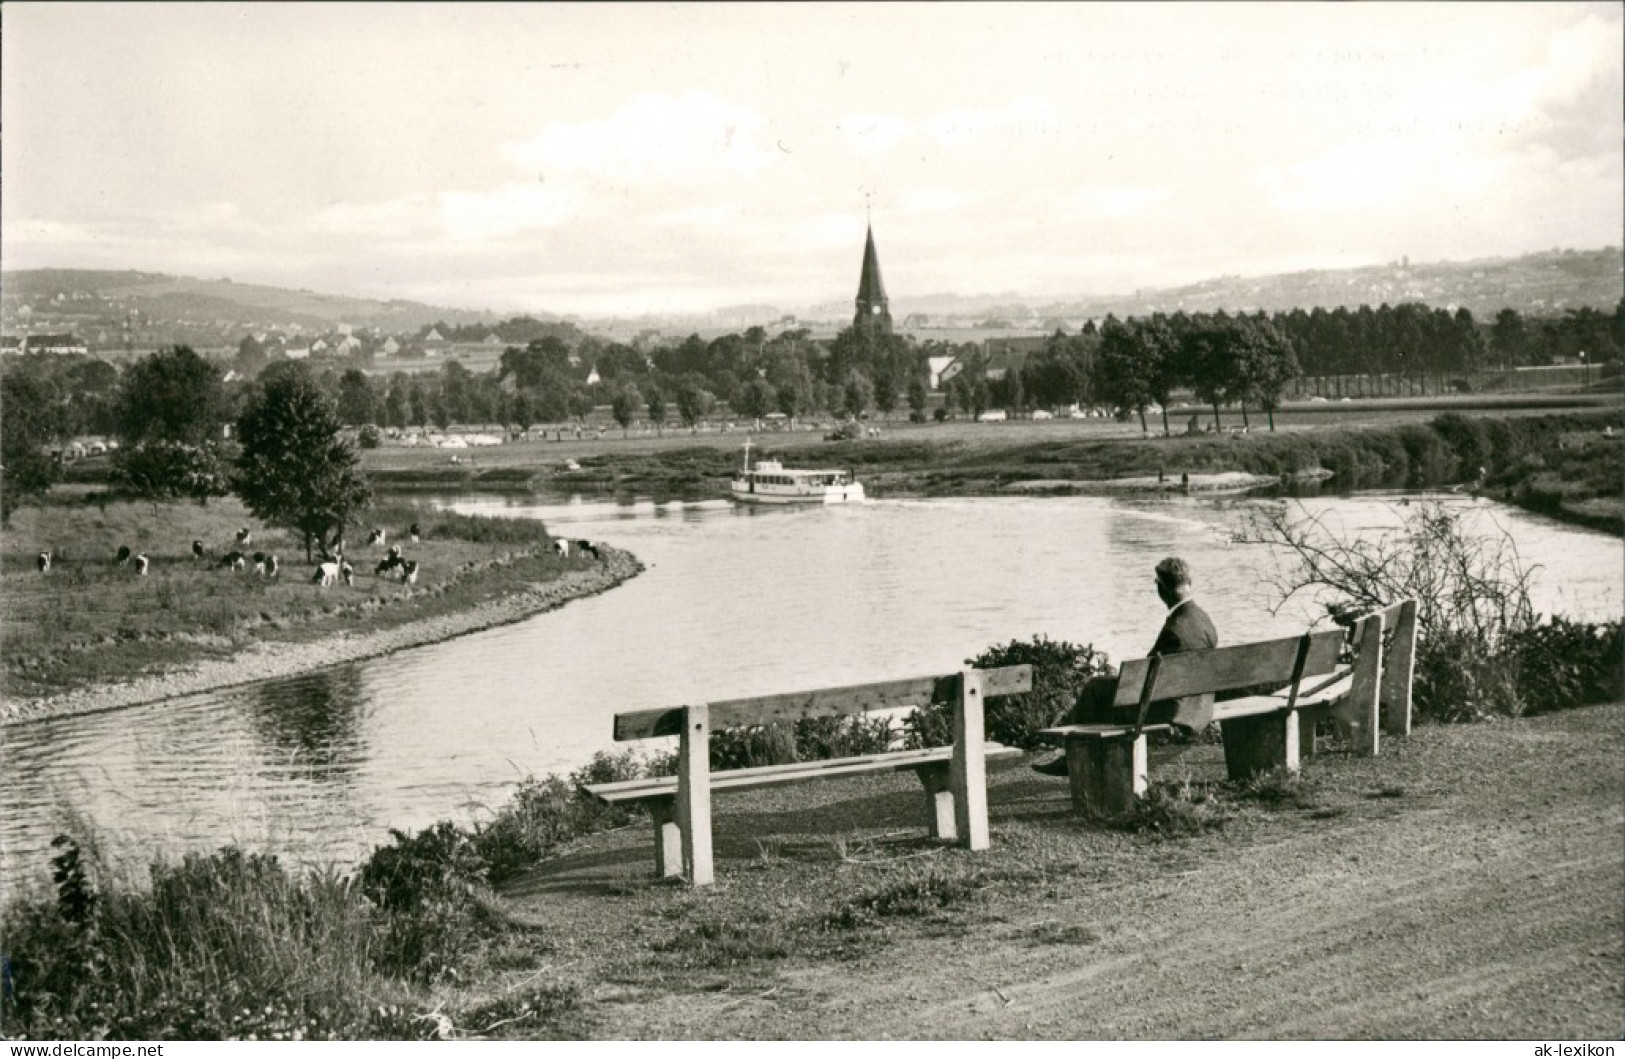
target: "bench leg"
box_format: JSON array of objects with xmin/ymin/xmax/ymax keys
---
[
  {"xmin": 1064, "ymin": 734, "xmax": 1146, "ymax": 817},
  {"xmin": 916, "ymin": 765, "xmax": 958, "ymax": 841},
  {"xmin": 1220, "ymin": 710, "xmax": 1299, "ymax": 781},
  {"xmin": 649, "ymin": 797, "xmax": 682, "ymax": 879},
  {"xmin": 1380, "ymin": 600, "xmax": 1417, "ymax": 737},
  {"xmin": 949, "ymin": 669, "xmax": 990, "ymax": 850},
  {"xmin": 677, "ymin": 704, "xmax": 714, "ymax": 886},
  {"xmin": 1342, "ymin": 614, "xmax": 1384, "ymax": 756}
]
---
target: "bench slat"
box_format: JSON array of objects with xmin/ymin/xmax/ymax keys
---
[
  {"xmin": 1112, "ymin": 630, "xmax": 1345, "ymax": 707},
  {"xmin": 613, "ymin": 665, "xmax": 1033, "ymax": 740},
  {"xmin": 1038, "ymin": 723, "xmax": 1173, "ymax": 744},
  {"xmin": 1212, "ymin": 671, "xmax": 1355, "ymax": 722},
  {"xmin": 585, "ymin": 744, "xmax": 1024, "ymax": 804}
]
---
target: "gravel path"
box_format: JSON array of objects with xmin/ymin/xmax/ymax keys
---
[{"xmin": 0, "ymin": 548, "xmax": 643, "ymax": 728}]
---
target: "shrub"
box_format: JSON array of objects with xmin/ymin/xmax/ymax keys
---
[
  {"xmin": 706, "ymin": 713, "xmax": 895, "ymax": 771},
  {"xmin": 3, "ymin": 841, "xmax": 427, "ymax": 1040},
  {"xmin": 357, "ymin": 425, "xmax": 382, "ymax": 449},
  {"xmin": 1234, "ymin": 500, "xmax": 1622, "ymax": 724},
  {"xmin": 1431, "ymin": 413, "xmax": 1490, "ymax": 480},
  {"xmin": 1507, "ymin": 617, "xmax": 1624, "ymax": 716},
  {"xmin": 905, "ymin": 635, "xmax": 1114, "ymax": 750}
]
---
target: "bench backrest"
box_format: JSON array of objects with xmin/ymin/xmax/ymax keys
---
[
  {"xmin": 613, "ymin": 664, "xmax": 1034, "ymax": 740},
  {"xmin": 1111, "ymin": 629, "xmax": 1347, "ymax": 711}
]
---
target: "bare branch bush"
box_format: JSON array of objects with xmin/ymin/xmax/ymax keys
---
[{"xmin": 1235, "ymin": 500, "xmax": 1540, "ymax": 721}]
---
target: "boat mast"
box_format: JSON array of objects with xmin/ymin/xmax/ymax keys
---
[{"xmin": 741, "ymin": 437, "xmax": 752, "ymax": 474}]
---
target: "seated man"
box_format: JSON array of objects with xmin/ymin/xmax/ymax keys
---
[{"xmin": 1033, "ymin": 556, "xmax": 1219, "ymax": 776}]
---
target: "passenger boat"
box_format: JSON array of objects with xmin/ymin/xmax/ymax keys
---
[{"xmin": 729, "ymin": 439, "xmax": 865, "ymax": 505}]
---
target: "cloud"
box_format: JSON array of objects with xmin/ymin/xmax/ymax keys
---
[
  {"xmin": 899, "ymin": 187, "xmax": 981, "ymax": 215},
  {"xmin": 1066, "ymin": 186, "xmax": 1171, "ymax": 220},
  {"xmin": 436, "ymin": 182, "xmax": 583, "ymax": 241},
  {"xmin": 505, "ymin": 92, "xmax": 774, "ymax": 184},
  {"xmin": 924, "ymin": 97, "xmax": 1065, "ymax": 147},
  {"xmin": 836, "ymin": 113, "xmax": 911, "ymax": 155}
]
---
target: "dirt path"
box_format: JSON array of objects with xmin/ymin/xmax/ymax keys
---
[{"xmin": 524, "ymin": 705, "xmax": 1623, "ymax": 1040}]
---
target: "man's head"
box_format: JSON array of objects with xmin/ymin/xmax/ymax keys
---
[{"xmin": 1154, "ymin": 556, "xmax": 1194, "ymax": 609}]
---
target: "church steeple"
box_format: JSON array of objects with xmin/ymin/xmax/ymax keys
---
[{"xmin": 854, "ymin": 224, "xmax": 892, "ymax": 337}]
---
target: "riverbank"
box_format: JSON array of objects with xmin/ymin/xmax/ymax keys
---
[
  {"xmin": 357, "ymin": 408, "xmax": 1622, "ymax": 533},
  {"xmin": 1, "ymin": 547, "xmax": 641, "ymax": 728},
  {"xmin": 8, "ymin": 702, "xmax": 1618, "ymax": 1039},
  {"xmin": 0, "ymin": 497, "xmax": 643, "ymax": 727}
]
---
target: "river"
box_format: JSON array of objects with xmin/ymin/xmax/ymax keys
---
[{"xmin": 2, "ymin": 493, "xmax": 1618, "ymax": 893}]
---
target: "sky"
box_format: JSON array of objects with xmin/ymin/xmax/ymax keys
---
[{"xmin": 2, "ymin": 2, "xmax": 1621, "ymax": 317}]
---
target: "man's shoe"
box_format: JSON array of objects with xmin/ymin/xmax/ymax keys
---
[{"xmin": 1030, "ymin": 754, "xmax": 1070, "ymax": 777}]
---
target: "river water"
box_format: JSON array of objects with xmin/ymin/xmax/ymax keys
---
[{"xmin": 2, "ymin": 493, "xmax": 1618, "ymax": 892}]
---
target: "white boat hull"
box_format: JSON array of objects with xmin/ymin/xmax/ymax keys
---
[{"xmin": 730, "ymin": 480, "xmax": 865, "ymax": 504}]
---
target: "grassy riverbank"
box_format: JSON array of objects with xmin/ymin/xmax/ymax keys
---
[
  {"xmin": 6, "ymin": 703, "xmax": 1620, "ymax": 1039},
  {"xmin": 0, "ymin": 496, "xmax": 632, "ymax": 716},
  {"xmin": 355, "ymin": 407, "xmax": 1623, "ymax": 533}
]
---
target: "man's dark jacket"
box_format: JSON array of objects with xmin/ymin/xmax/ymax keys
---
[{"xmin": 1151, "ymin": 599, "xmax": 1219, "ymax": 729}]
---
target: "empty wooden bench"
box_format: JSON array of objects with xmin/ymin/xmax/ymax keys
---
[
  {"xmin": 1040, "ymin": 599, "xmax": 1418, "ymax": 816},
  {"xmin": 582, "ymin": 665, "xmax": 1032, "ymax": 886}
]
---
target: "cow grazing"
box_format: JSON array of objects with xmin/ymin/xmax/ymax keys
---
[
  {"xmin": 252, "ymin": 551, "xmax": 269, "ymax": 576},
  {"xmin": 375, "ymin": 555, "xmax": 403, "ymax": 577},
  {"xmin": 312, "ymin": 561, "xmax": 339, "ymax": 586},
  {"xmin": 387, "ymin": 544, "xmax": 402, "ymax": 561},
  {"xmin": 408, "ymin": 522, "xmax": 421, "ymax": 543},
  {"xmin": 341, "ymin": 561, "xmax": 355, "ymax": 587},
  {"xmin": 115, "ymin": 545, "xmax": 132, "ymax": 566},
  {"xmin": 266, "ymin": 555, "xmax": 280, "ymax": 578},
  {"xmin": 576, "ymin": 539, "xmax": 601, "ymax": 561},
  {"xmin": 134, "ymin": 554, "xmax": 149, "ymax": 576},
  {"xmin": 36, "ymin": 550, "xmax": 51, "ymax": 574},
  {"xmin": 367, "ymin": 527, "xmax": 387, "ymax": 547},
  {"xmin": 402, "ymin": 560, "xmax": 419, "ymax": 585},
  {"xmin": 554, "ymin": 538, "xmax": 570, "ymax": 559},
  {"xmin": 192, "ymin": 539, "xmax": 205, "ymax": 561},
  {"xmin": 219, "ymin": 550, "xmax": 247, "ymax": 571}
]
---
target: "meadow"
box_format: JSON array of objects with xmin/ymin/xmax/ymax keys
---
[{"xmin": 0, "ymin": 496, "xmax": 588, "ymax": 704}]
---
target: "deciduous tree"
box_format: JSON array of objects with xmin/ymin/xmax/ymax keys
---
[{"xmin": 235, "ymin": 364, "xmax": 372, "ymax": 560}]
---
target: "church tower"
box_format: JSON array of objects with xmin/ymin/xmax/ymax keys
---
[{"xmin": 853, "ymin": 224, "xmax": 892, "ymax": 337}]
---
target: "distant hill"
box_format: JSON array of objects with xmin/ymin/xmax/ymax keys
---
[
  {"xmin": 882, "ymin": 248, "xmax": 1624, "ymax": 326},
  {"xmin": 0, "ymin": 269, "xmax": 501, "ymax": 338}
]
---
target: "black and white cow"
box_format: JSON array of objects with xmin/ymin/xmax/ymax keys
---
[
  {"xmin": 401, "ymin": 560, "xmax": 419, "ymax": 585},
  {"xmin": 366, "ymin": 527, "xmax": 387, "ymax": 547},
  {"xmin": 312, "ymin": 561, "xmax": 340, "ymax": 586},
  {"xmin": 235, "ymin": 527, "xmax": 253, "ymax": 549},
  {"xmin": 134, "ymin": 554, "xmax": 149, "ymax": 576},
  {"xmin": 219, "ymin": 550, "xmax": 247, "ymax": 571},
  {"xmin": 115, "ymin": 545, "xmax": 132, "ymax": 566},
  {"xmin": 191, "ymin": 539, "xmax": 205, "ymax": 561},
  {"xmin": 575, "ymin": 539, "xmax": 601, "ymax": 561},
  {"xmin": 266, "ymin": 555, "xmax": 280, "ymax": 578},
  {"xmin": 36, "ymin": 550, "xmax": 51, "ymax": 574}
]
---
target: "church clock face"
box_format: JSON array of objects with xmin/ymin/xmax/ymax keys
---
[{"xmin": 871, "ymin": 305, "xmax": 882, "ymax": 314}]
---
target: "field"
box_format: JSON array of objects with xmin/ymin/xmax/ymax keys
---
[
  {"xmin": 0, "ymin": 496, "xmax": 608, "ymax": 708},
  {"xmin": 351, "ymin": 397, "xmax": 1624, "ymax": 531}
]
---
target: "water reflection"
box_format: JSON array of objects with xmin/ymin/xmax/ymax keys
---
[
  {"xmin": 245, "ymin": 668, "xmax": 371, "ymax": 779},
  {"xmin": 2, "ymin": 492, "xmax": 1617, "ymax": 889}
]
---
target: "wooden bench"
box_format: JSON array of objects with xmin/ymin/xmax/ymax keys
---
[
  {"xmin": 1040, "ymin": 599, "xmax": 1419, "ymax": 816},
  {"xmin": 582, "ymin": 665, "xmax": 1033, "ymax": 886}
]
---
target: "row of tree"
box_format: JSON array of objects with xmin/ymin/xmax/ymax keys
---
[{"xmin": 1, "ymin": 348, "xmax": 369, "ymax": 558}]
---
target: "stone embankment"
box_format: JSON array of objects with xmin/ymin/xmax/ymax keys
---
[{"xmin": 0, "ymin": 548, "xmax": 643, "ymax": 728}]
